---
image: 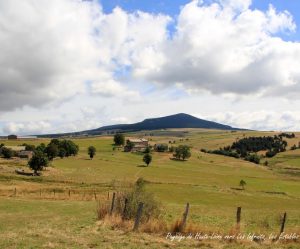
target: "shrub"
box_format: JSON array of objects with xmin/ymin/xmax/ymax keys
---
[
  {"xmin": 122, "ymin": 178, "xmax": 162, "ymax": 222},
  {"xmin": 2, "ymin": 147, "xmax": 13, "ymax": 159},
  {"xmin": 154, "ymin": 144, "xmax": 168, "ymax": 152},
  {"xmin": 245, "ymin": 154, "xmax": 260, "ymax": 164},
  {"xmin": 266, "ymin": 150, "xmax": 277, "ymax": 158}
]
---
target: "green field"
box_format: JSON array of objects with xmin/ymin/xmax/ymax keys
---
[{"xmin": 0, "ymin": 129, "xmax": 299, "ymax": 248}]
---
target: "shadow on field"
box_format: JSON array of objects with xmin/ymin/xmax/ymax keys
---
[{"xmin": 137, "ymin": 165, "xmax": 147, "ymax": 167}]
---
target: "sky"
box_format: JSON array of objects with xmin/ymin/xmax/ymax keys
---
[{"xmin": 1, "ymin": 0, "xmax": 300, "ymax": 135}]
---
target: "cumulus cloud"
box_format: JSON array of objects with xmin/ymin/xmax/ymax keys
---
[
  {"xmin": 133, "ymin": 0, "xmax": 300, "ymax": 97},
  {"xmin": 0, "ymin": 0, "xmax": 169, "ymax": 111},
  {"xmin": 199, "ymin": 111, "xmax": 300, "ymax": 131},
  {"xmin": 3, "ymin": 121, "xmax": 52, "ymax": 135}
]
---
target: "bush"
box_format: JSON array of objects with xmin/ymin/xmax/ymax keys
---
[
  {"xmin": 122, "ymin": 178, "xmax": 162, "ymax": 222},
  {"xmin": 154, "ymin": 144, "xmax": 168, "ymax": 152},
  {"xmin": 2, "ymin": 147, "xmax": 13, "ymax": 159},
  {"xmin": 245, "ymin": 153, "xmax": 260, "ymax": 164},
  {"xmin": 266, "ymin": 150, "xmax": 277, "ymax": 158}
]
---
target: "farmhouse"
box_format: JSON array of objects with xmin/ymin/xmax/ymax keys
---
[
  {"xmin": 2, "ymin": 146, "xmax": 33, "ymax": 159},
  {"xmin": 7, "ymin": 134, "xmax": 17, "ymax": 140},
  {"xmin": 124, "ymin": 138, "xmax": 149, "ymax": 152},
  {"xmin": 18, "ymin": 151, "xmax": 33, "ymax": 159}
]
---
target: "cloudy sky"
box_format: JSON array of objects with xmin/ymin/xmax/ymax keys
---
[{"xmin": 1, "ymin": 0, "xmax": 300, "ymax": 135}]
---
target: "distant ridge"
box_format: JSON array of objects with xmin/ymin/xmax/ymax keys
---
[{"xmin": 38, "ymin": 113, "xmax": 240, "ymax": 137}]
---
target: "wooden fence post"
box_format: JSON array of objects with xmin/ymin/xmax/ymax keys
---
[
  {"xmin": 280, "ymin": 212, "xmax": 287, "ymax": 234},
  {"xmin": 14, "ymin": 188, "xmax": 17, "ymax": 197},
  {"xmin": 110, "ymin": 192, "xmax": 116, "ymax": 215},
  {"xmin": 133, "ymin": 202, "xmax": 144, "ymax": 231},
  {"xmin": 179, "ymin": 202, "xmax": 190, "ymax": 232},
  {"xmin": 68, "ymin": 189, "xmax": 71, "ymax": 198},
  {"xmin": 94, "ymin": 191, "xmax": 97, "ymax": 200},
  {"xmin": 107, "ymin": 191, "xmax": 110, "ymax": 200},
  {"xmin": 53, "ymin": 189, "xmax": 56, "ymax": 197},
  {"xmin": 122, "ymin": 198, "xmax": 128, "ymax": 220},
  {"xmin": 236, "ymin": 207, "xmax": 242, "ymax": 228},
  {"xmin": 40, "ymin": 189, "xmax": 42, "ymax": 197}
]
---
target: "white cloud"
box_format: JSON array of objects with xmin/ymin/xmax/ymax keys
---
[
  {"xmin": 3, "ymin": 121, "xmax": 52, "ymax": 135},
  {"xmin": 132, "ymin": 0, "xmax": 300, "ymax": 97},
  {"xmin": 91, "ymin": 80, "xmax": 141, "ymax": 99},
  {"xmin": 199, "ymin": 111, "xmax": 300, "ymax": 131}
]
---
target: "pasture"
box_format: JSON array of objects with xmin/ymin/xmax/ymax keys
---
[{"xmin": 0, "ymin": 129, "xmax": 299, "ymax": 248}]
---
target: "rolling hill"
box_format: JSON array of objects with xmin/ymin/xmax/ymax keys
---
[{"xmin": 37, "ymin": 113, "xmax": 240, "ymax": 137}]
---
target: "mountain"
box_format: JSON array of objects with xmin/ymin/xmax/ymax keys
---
[{"xmin": 38, "ymin": 113, "xmax": 239, "ymax": 137}]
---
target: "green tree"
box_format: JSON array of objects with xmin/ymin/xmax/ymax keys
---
[
  {"xmin": 58, "ymin": 148, "xmax": 66, "ymax": 158},
  {"xmin": 125, "ymin": 140, "xmax": 135, "ymax": 151},
  {"xmin": 114, "ymin": 133, "xmax": 125, "ymax": 146},
  {"xmin": 181, "ymin": 145, "xmax": 191, "ymax": 160},
  {"xmin": 88, "ymin": 146, "xmax": 96, "ymax": 159},
  {"xmin": 239, "ymin": 179, "xmax": 247, "ymax": 190},
  {"xmin": 173, "ymin": 145, "xmax": 191, "ymax": 160},
  {"xmin": 35, "ymin": 143, "xmax": 46, "ymax": 153},
  {"xmin": 28, "ymin": 151, "xmax": 49, "ymax": 175},
  {"xmin": 143, "ymin": 153, "xmax": 152, "ymax": 166},
  {"xmin": 45, "ymin": 143, "xmax": 59, "ymax": 160},
  {"xmin": 2, "ymin": 147, "xmax": 13, "ymax": 159},
  {"xmin": 21, "ymin": 143, "xmax": 35, "ymax": 151},
  {"xmin": 144, "ymin": 146, "xmax": 151, "ymax": 153}
]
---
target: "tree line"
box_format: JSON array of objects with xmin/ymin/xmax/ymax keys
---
[{"xmin": 201, "ymin": 135, "xmax": 296, "ymax": 164}]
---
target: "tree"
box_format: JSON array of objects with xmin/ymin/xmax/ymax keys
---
[
  {"xmin": 35, "ymin": 143, "xmax": 46, "ymax": 153},
  {"xmin": 144, "ymin": 146, "xmax": 151, "ymax": 153},
  {"xmin": 28, "ymin": 151, "xmax": 49, "ymax": 175},
  {"xmin": 21, "ymin": 143, "xmax": 35, "ymax": 151},
  {"xmin": 59, "ymin": 140, "xmax": 79, "ymax": 156},
  {"xmin": 125, "ymin": 140, "xmax": 135, "ymax": 151},
  {"xmin": 181, "ymin": 145, "xmax": 191, "ymax": 160},
  {"xmin": 173, "ymin": 145, "xmax": 191, "ymax": 160},
  {"xmin": 2, "ymin": 147, "xmax": 13, "ymax": 159},
  {"xmin": 154, "ymin": 144, "xmax": 168, "ymax": 152},
  {"xmin": 45, "ymin": 143, "xmax": 58, "ymax": 160},
  {"xmin": 88, "ymin": 146, "xmax": 96, "ymax": 159},
  {"xmin": 58, "ymin": 148, "xmax": 66, "ymax": 158},
  {"xmin": 143, "ymin": 153, "xmax": 152, "ymax": 166},
  {"xmin": 114, "ymin": 133, "xmax": 125, "ymax": 146},
  {"xmin": 239, "ymin": 179, "xmax": 247, "ymax": 190}
]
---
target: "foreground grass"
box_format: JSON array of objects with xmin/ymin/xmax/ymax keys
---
[{"xmin": 0, "ymin": 129, "xmax": 299, "ymax": 248}]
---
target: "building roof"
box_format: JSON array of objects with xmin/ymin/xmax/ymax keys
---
[
  {"xmin": 128, "ymin": 138, "xmax": 148, "ymax": 143},
  {"xmin": 18, "ymin": 151, "xmax": 33, "ymax": 155}
]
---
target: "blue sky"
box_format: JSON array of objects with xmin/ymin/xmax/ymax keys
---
[{"xmin": 100, "ymin": 0, "xmax": 300, "ymax": 41}]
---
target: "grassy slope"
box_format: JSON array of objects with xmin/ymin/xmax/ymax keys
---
[{"xmin": 0, "ymin": 129, "xmax": 299, "ymax": 248}]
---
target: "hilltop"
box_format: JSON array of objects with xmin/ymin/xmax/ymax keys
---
[{"xmin": 39, "ymin": 113, "xmax": 240, "ymax": 137}]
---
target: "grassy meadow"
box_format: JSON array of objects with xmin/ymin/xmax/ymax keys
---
[{"xmin": 0, "ymin": 129, "xmax": 299, "ymax": 248}]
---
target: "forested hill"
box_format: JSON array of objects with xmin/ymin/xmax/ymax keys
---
[{"xmin": 38, "ymin": 113, "xmax": 240, "ymax": 137}]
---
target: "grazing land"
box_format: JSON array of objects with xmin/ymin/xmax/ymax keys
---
[{"xmin": 0, "ymin": 129, "xmax": 299, "ymax": 248}]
